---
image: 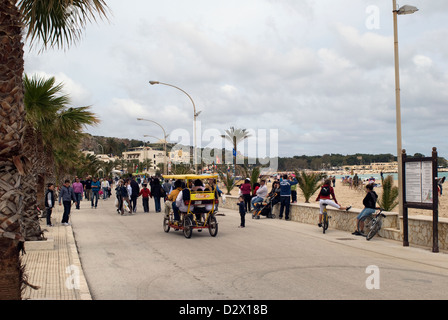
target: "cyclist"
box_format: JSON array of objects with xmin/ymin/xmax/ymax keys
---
[
  {"xmin": 352, "ymin": 183, "xmax": 378, "ymax": 236},
  {"xmin": 316, "ymin": 179, "xmax": 351, "ymax": 228}
]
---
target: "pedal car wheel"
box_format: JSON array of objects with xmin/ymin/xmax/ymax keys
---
[
  {"xmin": 183, "ymin": 216, "xmax": 193, "ymax": 239},
  {"xmin": 208, "ymin": 215, "xmax": 218, "ymax": 237},
  {"xmin": 163, "ymin": 216, "xmax": 170, "ymax": 233}
]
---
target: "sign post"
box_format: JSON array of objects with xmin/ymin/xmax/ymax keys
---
[{"xmin": 401, "ymin": 148, "xmax": 439, "ymax": 252}]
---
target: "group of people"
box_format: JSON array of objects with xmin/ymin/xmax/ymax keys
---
[
  {"xmin": 115, "ymin": 175, "xmax": 169, "ymax": 215},
  {"xmin": 44, "ymin": 171, "xmax": 389, "ymax": 237},
  {"xmin": 237, "ymin": 174, "xmax": 299, "ymax": 228},
  {"xmin": 236, "ymin": 176, "xmax": 357, "ymax": 232}
]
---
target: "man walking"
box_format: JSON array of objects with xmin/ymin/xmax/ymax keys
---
[
  {"xmin": 72, "ymin": 177, "xmax": 84, "ymax": 209},
  {"xmin": 279, "ymin": 174, "xmax": 298, "ymax": 220},
  {"xmin": 91, "ymin": 177, "xmax": 101, "ymax": 209},
  {"xmin": 59, "ymin": 180, "xmax": 77, "ymax": 226},
  {"xmin": 130, "ymin": 175, "xmax": 140, "ymax": 213}
]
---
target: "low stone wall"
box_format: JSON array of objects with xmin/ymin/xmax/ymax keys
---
[{"xmin": 221, "ymin": 195, "xmax": 447, "ymax": 251}]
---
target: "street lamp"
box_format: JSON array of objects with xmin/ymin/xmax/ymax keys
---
[
  {"xmin": 149, "ymin": 81, "xmax": 200, "ymax": 173},
  {"xmin": 393, "ymin": 1, "xmax": 418, "ymax": 222},
  {"xmin": 137, "ymin": 118, "xmax": 168, "ymax": 175}
]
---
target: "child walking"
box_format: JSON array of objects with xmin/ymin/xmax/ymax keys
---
[
  {"xmin": 44, "ymin": 183, "xmax": 55, "ymax": 227},
  {"xmin": 139, "ymin": 183, "xmax": 151, "ymax": 213},
  {"xmin": 237, "ymin": 196, "xmax": 246, "ymax": 228}
]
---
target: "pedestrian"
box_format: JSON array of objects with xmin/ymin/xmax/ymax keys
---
[
  {"xmin": 279, "ymin": 174, "xmax": 298, "ymax": 220},
  {"xmin": 130, "ymin": 175, "xmax": 140, "ymax": 212},
  {"xmin": 101, "ymin": 178, "xmax": 110, "ymax": 199},
  {"xmin": 84, "ymin": 175, "xmax": 92, "ymax": 201},
  {"xmin": 237, "ymin": 196, "xmax": 246, "ymax": 228},
  {"xmin": 126, "ymin": 179, "xmax": 133, "ymax": 213},
  {"xmin": 239, "ymin": 178, "xmax": 252, "ymax": 213},
  {"xmin": 72, "ymin": 177, "xmax": 84, "ymax": 209},
  {"xmin": 58, "ymin": 179, "xmax": 77, "ymax": 226},
  {"xmin": 437, "ymin": 176, "xmax": 446, "ymax": 196},
  {"xmin": 91, "ymin": 177, "xmax": 101, "ymax": 209},
  {"xmin": 150, "ymin": 178, "xmax": 163, "ymax": 212},
  {"xmin": 315, "ymin": 178, "xmax": 351, "ymax": 228},
  {"xmin": 139, "ymin": 183, "xmax": 151, "ymax": 213},
  {"xmin": 44, "ymin": 183, "xmax": 55, "ymax": 227},
  {"xmin": 115, "ymin": 179, "xmax": 124, "ymax": 214}
]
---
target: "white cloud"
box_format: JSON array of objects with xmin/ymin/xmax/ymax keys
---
[{"xmin": 22, "ymin": 0, "xmax": 448, "ymax": 160}]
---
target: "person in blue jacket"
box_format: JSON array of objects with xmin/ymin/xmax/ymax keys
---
[{"xmin": 279, "ymin": 174, "xmax": 298, "ymax": 220}]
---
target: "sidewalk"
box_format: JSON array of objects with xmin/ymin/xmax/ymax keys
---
[{"xmin": 21, "ymin": 205, "xmax": 91, "ymax": 300}]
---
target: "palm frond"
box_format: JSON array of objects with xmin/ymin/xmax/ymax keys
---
[
  {"xmin": 18, "ymin": 0, "xmax": 110, "ymax": 51},
  {"xmin": 295, "ymin": 170, "xmax": 326, "ymax": 203},
  {"xmin": 218, "ymin": 170, "xmax": 237, "ymax": 195},
  {"xmin": 378, "ymin": 175, "xmax": 399, "ymax": 211},
  {"xmin": 23, "ymin": 74, "xmax": 69, "ymax": 126}
]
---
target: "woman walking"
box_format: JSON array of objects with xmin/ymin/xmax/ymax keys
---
[{"xmin": 151, "ymin": 178, "xmax": 163, "ymax": 212}]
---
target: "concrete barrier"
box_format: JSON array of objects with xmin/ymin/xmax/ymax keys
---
[{"xmin": 221, "ymin": 195, "xmax": 447, "ymax": 251}]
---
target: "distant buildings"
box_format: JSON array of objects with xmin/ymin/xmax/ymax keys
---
[
  {"xmin": 345, "ymin": 162, "xmax": 398, "ymax": 173},
  {"xmin": 122, "ymin": 146, "xmax": 165, "ymax": 172}
]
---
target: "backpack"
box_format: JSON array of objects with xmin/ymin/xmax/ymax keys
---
[{"xmin": 320, "ymin": 186, "xmax": 331, "ymax": 197}]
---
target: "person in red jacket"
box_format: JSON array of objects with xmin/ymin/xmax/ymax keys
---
[
  {"xmin": 139, "ymin": 183, "xmax": 152, "ymax": 213},
  {"xmin": 239, "ymin": 179, "xmax": 252, "ymax": 212},
  {"xmin": 315, "ymin": 179, "xmax": 351, "ymax": 228}
]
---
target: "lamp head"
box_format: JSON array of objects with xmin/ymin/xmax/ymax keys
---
[
  {"xmin": 397, "ymin": 5, "xmax": 418, "ymax": 15},
  {"xmin": 149, "ymin": 81, "xmax": 160, "ymax": 85}
]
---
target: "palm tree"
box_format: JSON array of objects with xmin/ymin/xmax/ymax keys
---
[
  {"xmin": 0, "ymin": 0, "xmax": 108, "ymax": 300},
  {"xmin": 24, "ymin": 72, "xmax": 100, "ymax": 191},
  {"xmin": 218, "ymin": 170, "xmax": 237, "ymax": 195},
  {"xmin": 378, "ymin": 175, "xmax": 399, "ymax": 212},
  {"xmin": 170, "ymin": 164, "xmax": 193, "ymax": 175},
  {"xmin": 221, "ymin": 127, "xmax": 251, "ymax": 176},
  {"xmin": 295, "ymin": 170, "xmax": 326, "ymax": 203}
]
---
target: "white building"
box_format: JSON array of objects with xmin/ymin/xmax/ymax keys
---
[
  {"xmin": 169, "ymin": 149, "xmax": 191, "ymax": 164},
  {"xmin": 122, "ymin": 146, "xmax": 165, "ymax": 172}
]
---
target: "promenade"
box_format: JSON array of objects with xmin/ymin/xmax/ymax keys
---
[
  {"xmin": 20, "ymin": 191, "xmax": 448, "ymax": 301},
  {"xmin": 22, "ymin": 205, "xmax": 91, "ymax": 300}
]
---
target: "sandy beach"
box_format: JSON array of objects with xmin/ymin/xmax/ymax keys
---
[{"xmin": 222, "ymin": 176, "xmax": 448, "ymax": 219}]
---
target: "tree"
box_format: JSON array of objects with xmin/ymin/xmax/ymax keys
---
[
  {"xmin": 295, "ymin": 170, "xmax": 326, "ymax": 203},
  {"xmin": 221, "ymin": 127, "xmax": 251, "ymax": 176},
  {"xmin": 378, "ymin": 175, "xmax": 399, "ymax": 212},
  {"xmin": 0, "ymin": 0, "xmax": 108, "ymax": 300},
  {"xmin": 218, "ymin": 170, "xmax": 237, "ymax": 195}
]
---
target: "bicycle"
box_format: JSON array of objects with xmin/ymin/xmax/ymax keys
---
[
  {"xmin": 321, "ymin": 203, "xmax": 330, "ymax": 234},
  {"xmin": 357, "ymin": 208, "xmax": 386, "ymax": 241}
]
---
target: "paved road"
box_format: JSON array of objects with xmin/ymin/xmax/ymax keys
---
[{"xmin": 71, "ymin": 196, "xmax": 448, "ymax": 300}]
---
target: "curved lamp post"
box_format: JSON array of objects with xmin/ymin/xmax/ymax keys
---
[
  {"xmin": 137, "ymin": 118, "xmax": 168, "ymax": 175},
  {"xmin": 392, "ymin": 1, "xmax": 418, "ymax": 223},
  {"xmin": 149, "ymin": 81, "xmax": 200, "ymax": 173}
]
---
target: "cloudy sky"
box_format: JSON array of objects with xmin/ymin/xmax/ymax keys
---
[{"xmin": 24, "ymin": 0, "xmax": 448, "ymax": 160}]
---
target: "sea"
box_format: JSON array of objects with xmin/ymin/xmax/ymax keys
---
[{"xmin": 334, "ymin": 171, "xmax": 448, "ymax": 181}]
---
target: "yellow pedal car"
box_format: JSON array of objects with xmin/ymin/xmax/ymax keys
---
[{"xmin": 162, "ymin": 174, "xmax": 219, "ymax": 238}]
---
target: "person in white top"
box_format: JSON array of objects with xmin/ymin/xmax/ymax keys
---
[
  {"xmin": 251, "ymin": 179, "xmax": 268, "ymax": 211},
  {"xmin": 101, "ymin": 178, "xmax": 110, "ymax": 199},
  {"xmin": 175, "ymin": 188, "xmax": 189, "ymax": 213}
]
